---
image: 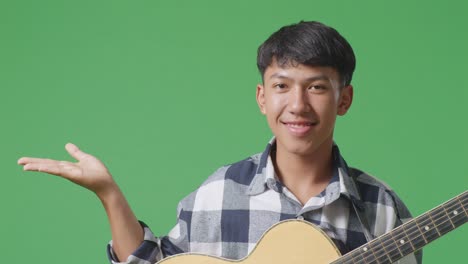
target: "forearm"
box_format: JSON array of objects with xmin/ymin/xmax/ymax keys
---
[{"xmin": 99, "ymin": 184, "xmax": 144, "ymax": 262}]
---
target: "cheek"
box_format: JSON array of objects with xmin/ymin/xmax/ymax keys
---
[
  {"xmin": 264, "ymin": 94, "xmax": 286, "ymax": 114},
  {"xmin": 311, "ymin": 97, "xmax": 339, "ymax": 119},
  {"xmin": 264, "ymin": 96, "xmax": 286, "ymax": 131}
]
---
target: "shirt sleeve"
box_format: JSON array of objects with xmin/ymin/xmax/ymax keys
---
[
  {"xmin": 106, "ymin": 202, "xmax": 191, "ymax": 264},
  {"xmin": 106, "ymin": 221, "xmax": 163, "ymax": 264}
]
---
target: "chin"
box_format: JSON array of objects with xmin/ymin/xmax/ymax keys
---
[
  {"xmin": 281, "ymin": 141, "xmax": 316, "ymax": 156},
  {"xmin": 276, "ymin": 135, "xmax": 331, "ymax": 157},
  {"xmin": 289, "ymin": 147, "xmax": 317, "ymax": 157}
]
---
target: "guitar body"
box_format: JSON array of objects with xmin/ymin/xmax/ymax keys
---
[
  {"xmin": 158, "ymin": 220, "xmax": 341, "ymax": 264},
  {"xmin": 157, "ymin": 191, "xmax": 467, "ymax": 263}
]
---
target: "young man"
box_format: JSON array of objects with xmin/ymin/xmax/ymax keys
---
[{"xmin": 18, "ymin": 21, "xmax": 422, "ymax": 263}]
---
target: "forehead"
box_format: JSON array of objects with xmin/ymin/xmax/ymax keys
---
[{"xmin": 263, "ymin": 61, "xmax": 340, "ymax": 83}]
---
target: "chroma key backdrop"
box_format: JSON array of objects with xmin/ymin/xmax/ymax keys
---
[{"xmin": 1, "ymin": 0, "xmax": 466, "ymax": 263}]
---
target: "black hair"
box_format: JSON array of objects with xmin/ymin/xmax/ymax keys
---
[{"xmin": 257, "ymin": 21, "xmax": 356, "ymax": 86}]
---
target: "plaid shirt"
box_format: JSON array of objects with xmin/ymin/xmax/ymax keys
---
[{"xmin": 108, "ymin": 139, "xmax": 422, "ymax": 264}]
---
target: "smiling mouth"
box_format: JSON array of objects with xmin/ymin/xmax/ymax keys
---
[
  {"xmin": 282, "ymin": 120, "xmax": 318, "ymax": 126},
  {"xmin": 282, "ymin": 121, "xmax": 317, "ymax": 136},
  {"xmin": 282, "ymin": 121, "xmax": 316, "ymax": 127}
]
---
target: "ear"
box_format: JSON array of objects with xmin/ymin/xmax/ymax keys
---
[
  {"xmin": 256, "ymin": 84, "xmax": 267, "ymax": 115},
  {"xmin": 337, "ymin": 85, "xmax": 353, "ymax": 116}
]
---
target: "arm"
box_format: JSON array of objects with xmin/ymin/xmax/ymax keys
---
[
  {"xmin": 18, "ymin": 143, "xmax": 143, "ymax": 261},
  {"xmin": 99, "ymin": 183, "xmax": 144, "ymax": 261}
]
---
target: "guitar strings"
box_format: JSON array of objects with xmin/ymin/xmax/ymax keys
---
[
  {"xmin": 340, "ymin": 196, "xmax": 466, "ymax": 264},
  {"xmin": 352, "ymin": 194, "xmax": 467, "ymax": 264},
  {"xmin": 335, "ymin": 193, "xmax": 467, "ymax": 264},
  {"xmin": 345, "ymin": 194, "xmax": 467, "ymax": 264}
]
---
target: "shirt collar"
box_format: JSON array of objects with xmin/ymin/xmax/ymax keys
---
[
  {"xmin": 247, "ymin": 138, "xmax": 275, "ymax": 195},
  {"xmin": 247, "ymin": 137, "xmax": 363, "ymax": 204}
]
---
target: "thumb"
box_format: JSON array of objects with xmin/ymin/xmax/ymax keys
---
[{"xmin": 65, "ymin": 143, "xmax": 88, "ymax": 161}]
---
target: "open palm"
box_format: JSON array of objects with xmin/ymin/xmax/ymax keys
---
[{"xmin": 18, "ymin": 143, "xmax": 115, "ymax": 195}]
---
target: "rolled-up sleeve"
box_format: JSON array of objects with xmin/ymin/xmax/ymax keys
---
[
  {"xmin": 107, "ymin": 221, "xmax": 163, "ymax": 264},
  {"xmin": 106, "ymin": 200, "xmax": 191, "ymax": 264}
]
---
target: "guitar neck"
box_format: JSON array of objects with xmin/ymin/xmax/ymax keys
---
[{"xmin": 333, "ymin": 191, "xmax": 468, "ymax": 264}]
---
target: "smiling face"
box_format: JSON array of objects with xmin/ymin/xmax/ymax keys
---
[{"xmin": 256, "ymin": 61, "xmax": 353, "ymax": 158}]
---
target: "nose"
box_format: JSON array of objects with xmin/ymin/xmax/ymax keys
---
[{"xmin": 288, "ymin": 87, "xmax": 310, "ymax": 114}]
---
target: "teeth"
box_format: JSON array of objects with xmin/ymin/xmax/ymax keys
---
[{"xmin": 287, "ymin": 123, "xmax": 311, "ymax": 127}]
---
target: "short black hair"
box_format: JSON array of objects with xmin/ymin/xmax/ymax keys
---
[{"xmin": 257, "ymin": 21, "xmax": 356, "ymax": 86}]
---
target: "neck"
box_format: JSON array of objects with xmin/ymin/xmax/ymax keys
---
[{"xmin": 273, "ymin": 138, "xmax": 334, "ymax": 204}]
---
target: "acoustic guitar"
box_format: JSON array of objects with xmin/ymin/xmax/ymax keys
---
[{"xmin": 158, "ymin": 191, "xmax": 467, "ymax": 264}]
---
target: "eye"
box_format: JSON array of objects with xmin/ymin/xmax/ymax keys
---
[
  {"xmin": 274, "ymin": 83, "xmax": 287, "ymax": 89},
  {"xmin": 308, "ymin": 85, "xmax": 327, "ymax": 92},
  {"xmin": 309, "ymin": 85, "xmax": 323, "ymax": 90}
]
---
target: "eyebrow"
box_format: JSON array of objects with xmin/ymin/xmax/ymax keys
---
[{"xmin": 268, "ymin": 73, "xmax": 330, "ymax": 82}]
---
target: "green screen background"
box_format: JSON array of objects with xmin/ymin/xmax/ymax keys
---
[{"xmin": 1, "ymin": 0, "xmax": 466, "ymax": 263}]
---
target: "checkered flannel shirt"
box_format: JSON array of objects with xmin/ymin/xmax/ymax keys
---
[{"xmin": 108, "ymin": 139, "xmax": 422, "ymax": 263}]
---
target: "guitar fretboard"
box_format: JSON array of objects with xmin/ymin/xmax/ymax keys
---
[{"xmin": 333, "ymin": 191, "xmax": 467, "ymax": 264}]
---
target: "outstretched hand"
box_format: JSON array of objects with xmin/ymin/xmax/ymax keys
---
[{"xmin": 18, "ymin": 143, "xmax": 117, "ymax": 197}]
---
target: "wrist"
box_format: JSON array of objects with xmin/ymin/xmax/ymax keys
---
[{"xmin": 96, "ymin": 181, "xmax": 122, "ymax": 205}]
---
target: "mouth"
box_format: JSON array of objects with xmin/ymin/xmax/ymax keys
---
[{"xmin": 281, "ymin": 121, "xmax": 317, "ymax": 136}]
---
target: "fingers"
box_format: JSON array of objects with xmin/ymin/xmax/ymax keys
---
[
  {"xmin": 24, "ymin": 161, "xmax": 79, "ymax": 178},
  {"xmin": 23, "ymin": 162, "xmax": 63, "ymax": 175},
  {"xmin": 17, "ymin": 144, "xmax": 86, "ymax": 179},
  {"xmin": 65, "ymin": 143, "xmax": 88, "ymax": 161},
  {"xmin": 17, "ymin": 143, "xmax": 87, "ymax": 165},
  {"xmin": 18, "ymin": 156, "xmax": 70, "ymax": 172},
  {"xmin": 18, "ymin": 157, "xmax": 57, "ymax": 165}
]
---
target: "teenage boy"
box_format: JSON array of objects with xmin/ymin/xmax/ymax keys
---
[{"xmin": 18, "ymin": 21, "xmax": 421, "ymax": 264}]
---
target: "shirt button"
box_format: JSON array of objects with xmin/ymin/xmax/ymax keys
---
[
  {"xmin": 266, "ymin": 179, "xmax": 278, "ymax": 191},
  {"xmin": 297, "ymin": 215, "xmax": 304, "ymax": 220}
]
